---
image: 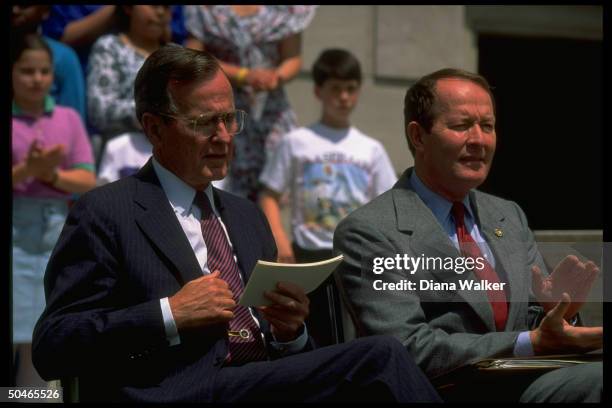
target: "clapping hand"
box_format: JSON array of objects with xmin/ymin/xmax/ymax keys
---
[
  {"xmin": 530, "ymin": 292, "xmax": 602, "ymax": 354},
  {"xmin": 26, "ymin": 140, "xmax": 65, "ymax": 182},
  {"xmin": 531, "ymin": 255, "xmax": 599, "ymax": 320}
]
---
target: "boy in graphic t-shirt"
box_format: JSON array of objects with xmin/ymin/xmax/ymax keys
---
[{"xmin": 258, "ymin": 48, "xmax": 397, "ymax": 346}]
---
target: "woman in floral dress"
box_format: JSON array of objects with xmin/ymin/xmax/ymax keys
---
[
  {"xmin": 87, "ymin": 5, "xmax": 172, "ymax": 149},
  {"xmin": 185, "ymin": 5, "xmax": 317, "ymax": 201}
]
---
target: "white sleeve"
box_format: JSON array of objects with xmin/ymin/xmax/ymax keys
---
[
  {"xmin": 371, "ymin": 143, "xmax": 398, "ymax": 196},
  {"xmin": 96, "ymin": 141, "xmax": 118, "ymax": 185},
  {"xmin": 259, "ymin": 134, "xmax": 293, "ymax": 194},
  {"xmin": 160, "ymin": 297, "xmax": 181, "ymax": 346}
]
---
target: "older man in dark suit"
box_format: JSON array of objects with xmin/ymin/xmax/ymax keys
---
[
  {"xmin": 333, "ymin": 68, "xmax": 602, "ymax": 402},
  {"xmin": 32, "ymin": 45, "xmax": 441, "ymax": 403}
]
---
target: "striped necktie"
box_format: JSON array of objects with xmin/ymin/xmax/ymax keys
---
[{"xmin": 195, "ymin": 191, "xmax": 268, "ymax": 364}]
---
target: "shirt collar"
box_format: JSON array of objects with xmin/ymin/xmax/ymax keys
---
[
  {"xmin": 12, "ymin": 95, "xmax": 55, "ymax": 116},
  {"xmin": 151, "ymin": 157, "xmax": 217, "ymax": 216},
  {"xmin": 312, "ymin": 122, "xmax": 351, "ymax": 141},
  {"xmin": 409, "ymin": 170, "xmax": 474, "ymax": 225}
]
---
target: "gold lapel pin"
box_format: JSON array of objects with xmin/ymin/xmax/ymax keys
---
[{"xmin": 494, "ymin": 228, "xmax": 503, "ymax": 237}]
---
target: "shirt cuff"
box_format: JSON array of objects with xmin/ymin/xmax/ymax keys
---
[
  {"xmin": 160, "ymin": 297, "xmax": 181, "ymax": 346},
  {"xmin": 513, "ymin": 331, "xmax": 534, "ymax": 357},
  {"xmin": 269, "ymin": 324, "xmax": 308, "ymax": 355}
]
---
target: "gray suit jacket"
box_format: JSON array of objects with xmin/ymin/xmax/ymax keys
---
[{"xmin": 334, "ymin": 168, "xmax": 547, "ymax": 378}]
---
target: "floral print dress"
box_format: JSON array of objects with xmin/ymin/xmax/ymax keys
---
[
  {"xmin": 185, "ymin": 5, "xmax": 317, "ymax": 201},
  {"xmin": 87, "ymin": 34, "xmax": 145, "ymax": 141}
]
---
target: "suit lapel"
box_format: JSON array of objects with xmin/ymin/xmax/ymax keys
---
[
  {"xmin": 393, "ymin": 169, "xmax": 496, "ymax": 332},
  {"xmin": 133, "ymin": 161, "xmax": 203, "ymax": 285},
  {"xmin": 472, "ymin": 192, "xmax": 529, "ymax": 331}
]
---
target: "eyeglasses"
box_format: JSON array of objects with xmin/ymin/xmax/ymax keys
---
[{"xmin": 158, "ymin": 109, "xmax": 247, "ymax": 138}]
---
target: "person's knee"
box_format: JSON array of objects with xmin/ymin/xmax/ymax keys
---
[
  {"xmin": 573, "ymin": 362, "xmax": 603, "ymax": 402},
  {"xmin": 351, "ymin": 335, "xmax": 413, "ymax": 368},
  {"xmin": 520, "ymin": 362, "xmax": 602, "ymax": 403},
  {"xmin": 346, "ymin": 335, "xmax": 440, "ymax": 402},
  {"xmin": 355, "ymin": 335, "xmax": 405, "ymax": 356}
]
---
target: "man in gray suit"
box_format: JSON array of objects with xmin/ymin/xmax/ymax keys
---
[{"xmin": 333, "ymin": 68, "xmax": 603, "ymax": 402}]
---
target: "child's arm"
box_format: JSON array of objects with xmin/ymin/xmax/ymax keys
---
[
  {"xmin": 60, "ymin": 6, "xmax": 117, "ymax": 48},
  {"xmin": 275, "ymin": 33, "xmax": 302, "ymax": 86},
  {"xmin": 259, "ymin": 187, "xmax": 296, "ymax": 263},
  {"xmin": 51, "ymin": 168, "xmax": 96, "ymax": 194}
]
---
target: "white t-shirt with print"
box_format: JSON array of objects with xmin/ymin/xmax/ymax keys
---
[
  {"xmin": 259, "ymin": 122, "xmax": 397, "ymax": 250},
  {"xmin": 97, "ymin": 132, "xmax": 152, "ymax": 184},
  {"xmin": 97, "ymin": 131, "xmax": 228, "ymax": 191}
]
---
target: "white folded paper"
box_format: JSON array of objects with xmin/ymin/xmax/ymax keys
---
[{"xmin": 239, "ymin": 254, "xmax": 344, "ymax": 306}]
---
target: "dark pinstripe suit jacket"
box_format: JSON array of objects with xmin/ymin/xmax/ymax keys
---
[{"xmin": 32, "ymin": 160, "xmax": 279, "ymax": 402}]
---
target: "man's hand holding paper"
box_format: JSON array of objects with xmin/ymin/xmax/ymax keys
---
[{"xmin": 257, "ymin": 282, "xmax": 310, "ymax": 342}]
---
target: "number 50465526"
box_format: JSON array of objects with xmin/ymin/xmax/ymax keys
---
[{"xmin": 4, "ymin": 388, "xmax": 60, "ymax": 400}]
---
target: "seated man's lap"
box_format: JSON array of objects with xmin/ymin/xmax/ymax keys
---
[
  {"xmin": 520, "ymin": 362, "xmax": 602, "ymax": 403},
  {"xmin": 212, "ymin": 335, "xmax": 439, "ymax": 402}
]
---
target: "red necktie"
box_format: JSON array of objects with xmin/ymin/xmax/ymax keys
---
[
  {"xmin": 195, "ymin": 191, "xmax": 268, "ymax": 364},
  {"xmin": 451, "ymin": 202, "xmax": 508, "ymax": 331}
]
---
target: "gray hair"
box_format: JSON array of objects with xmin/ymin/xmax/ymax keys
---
[{"xmin": 134, "ymin": 44, "xmax": 221, "ymax": 124}]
